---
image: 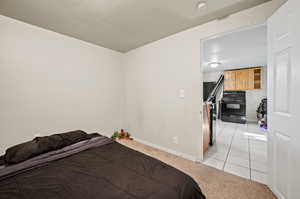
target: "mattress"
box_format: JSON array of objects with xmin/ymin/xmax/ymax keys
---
[{"xmin": 0, "ymin": 136, "xmax": 205, "ymax": 199}]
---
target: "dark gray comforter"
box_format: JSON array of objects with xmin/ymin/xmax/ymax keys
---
[{"xmin": 0, "ymin": 136, "xmax": 206, "ymax": 199}]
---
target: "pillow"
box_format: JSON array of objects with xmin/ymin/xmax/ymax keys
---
[
  {"xmin": 54, "ymin": 130, "xmax": 89, "ymax": 146},
  {"xmin": 86, "ymin": 133, "xmax": 101, "ymax": 139},
  {"xmin": 4, "ymin": 130, "xmax": 88, "ymax": 165},
  {"xmin": 0, "ymin": 156, "xmax": 4, "ymax": 166},
  {"xmin": 4, "ymin": 139, "xmax": 40, "ymax": 165}
]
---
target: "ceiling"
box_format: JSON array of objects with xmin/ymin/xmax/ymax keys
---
[
  {"xmin": 202, "ymin": 25, "xmax": 267, "ymax": 72},
  {"xmin": 0, "ymin": 0, "xmax": 271, "ymax": 52}
]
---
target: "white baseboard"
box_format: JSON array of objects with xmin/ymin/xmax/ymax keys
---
[{"xmin": 132, "ymin": 137, "xmax": 197, "ymax": 162}]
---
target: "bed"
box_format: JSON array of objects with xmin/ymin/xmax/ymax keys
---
[{"xmin": 0, "ymin": 131, "xmax": 206, "ymax": 199}]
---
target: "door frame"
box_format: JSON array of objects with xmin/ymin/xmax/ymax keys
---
[{"xmin": 199, "ymin": 22, "xmax": 268, "ymax": 166}]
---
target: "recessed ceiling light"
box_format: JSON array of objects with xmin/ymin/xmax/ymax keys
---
[
  {"xmin": 197, "ymin": 1, "xmax": 207, "ymax": 9},
  {"xmin": 209, "ymin": 62, "xmax": 221, "ymax": 68}
]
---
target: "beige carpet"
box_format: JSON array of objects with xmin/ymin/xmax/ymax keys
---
[{"xmin": 117, "ymin": 139, "xmax": 277, "ymax": 199}]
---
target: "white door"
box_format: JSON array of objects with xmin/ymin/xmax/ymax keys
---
[{"xmin": 268, "ymin": 0, "xmax": 300, "ymax": 199}]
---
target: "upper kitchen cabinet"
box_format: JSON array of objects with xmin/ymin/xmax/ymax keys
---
[
  {"xmin": 236, "ymin": 69, "xmax": 249, "ymax": 90},
  {"xmin": 224, "ymin": 70, "xmax": 236, "ymax": 90},
  {"xmin": 224, "ymin": 67, "xmax": 261, "ymax": 91},
  {"xmin": 248, "ymin": 67, "xmax": 262, "ymax": 89}
]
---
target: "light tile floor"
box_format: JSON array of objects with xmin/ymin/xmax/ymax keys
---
[{"xmin": 203, "ymin": 120, "xmax": 268, "ymax": 184}]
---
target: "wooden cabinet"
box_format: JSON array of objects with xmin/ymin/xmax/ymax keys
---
[
  {"xmin": 248, "ymin": 68, "xmax": 255, "ymax": 90},
  {"xmin": 224, "ymin": 67, "xmax": 261, "ymax": 91},
  {"xmin": 224, "ymin": 71, "xmax": 236, "ymax": 90},
  {"xmin": 236, "ymin": 69, "xmax": 249, "ymax": 90},
  {"xmin": 253, "ymin": 68, "xmax": 262, "ymax": 89}
]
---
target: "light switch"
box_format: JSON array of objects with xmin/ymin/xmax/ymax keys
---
[{"xmin": 179, "ymin": 89, "xmax": 185, "ymax": 98}]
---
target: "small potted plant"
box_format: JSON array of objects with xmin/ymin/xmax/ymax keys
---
[
  {"xmin": 111, "ymin": 131, "xmax": 120, "ymax": 140},
  {"xmin": 111, "ymin": 129, "xmax": 132, "ymax": 140}
]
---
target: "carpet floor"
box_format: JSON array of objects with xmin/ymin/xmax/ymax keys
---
[{"xmin": 117, "ymin": 139, "xmax": 277, "ymax": 199}]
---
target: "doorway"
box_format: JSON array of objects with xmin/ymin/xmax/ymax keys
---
[{"xmin": 201, "ymin": 24, "xmax": 268, "ymax": 184}]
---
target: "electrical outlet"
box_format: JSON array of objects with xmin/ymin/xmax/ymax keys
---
[{"xmin": 172, "ymin": 136, "xmax": 179, "ymax": 144}]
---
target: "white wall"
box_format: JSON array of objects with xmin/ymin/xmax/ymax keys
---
[
  {"xmin": 123, "ymin": 1, "xmax": 282, "ymax": 161},
  {"xmin": 246, "ymin": 66, "xmax": 268, "ymax": 122},
  {"xmin": 203, "ymin": 71, "xmax": 222, "ymax": 82},
  {"xmin": 0, "ymin": 15, "xmax": 123, "ymax": 154}
]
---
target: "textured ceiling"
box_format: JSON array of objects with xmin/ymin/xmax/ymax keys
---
[
  {"xmin": 203, "ymin": 25, "xmax": 267, "ymax": 72},
  {"xmin": 0, "ymin": 0, "xmax": 271, "ymax": 52}
]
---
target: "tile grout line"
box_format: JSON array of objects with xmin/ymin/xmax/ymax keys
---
[
  {"xmin": 222, "ymin": 124, "xmax": 236, "ymax": 171},
  {"xmin": 248, "ymin": 136, "xmax": 252, "ymax": 181},
  {"xmin": 247, "ymin": 123, "xmax": 254, "ymax": 181}
]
